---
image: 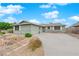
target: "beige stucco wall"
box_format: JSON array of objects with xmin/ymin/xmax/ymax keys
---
[
  {"xmin": 39, "ymin": 27, "xmax": 43, "ymax": 33},
  {"xmin": 13, "ymin": 24, "xmax": 41, "ymax": 35},
  {"xmin": 13, "ymin": 24, "xmax": 31, "ymax": 35},
  {"xmin": 20, "ymin": 25, "xmax": 31, "ymax": 34},
  {"xmin": 60, "ymin": 26, "xmax": 66, "ymax": 32},
  {"xmin": 30, "ymin": 25, "xmax": 40, "ymax": 34}
]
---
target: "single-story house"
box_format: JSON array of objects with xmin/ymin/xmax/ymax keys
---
[
  {"xmin": 13, "ymin": 21, "xmax": 66, "ymax": 35},
  {"xmin": 71, "ymin": 22, "xmax": 79, "ymax": 33}
]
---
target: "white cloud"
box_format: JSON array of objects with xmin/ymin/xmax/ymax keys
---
[
  {"xmin": 29, "ymin": 19, "xmax": 40, "ymax": 24},
  {"xmin": 52, "ymin": 18, "xmax": 71, "ymax": 27},
  {"xmin": 0, "ymin": 14, "xmax": 4, "ymax": 17},
  {"xmin": 65, "ymin": 22, "xmax": 71, "ymax": 26},
  {"xmin": 39, "ymin": 3, "xmax": 57, "ymax": 9},
  {"xmin": 3, "ymin": 17, "xmax": 17, "ymax": 23},
  {"xmin": 49, "ymin": 3, "xmax": 69, "ymax": 6},
  {"xmin": 42, "ymin": 10, "xmax": 59, "ymax": 19},
  {"xmin": 56, "ymin": 3, "xmax": 69, "ymax": 6},
  {"xmin": 69, "ymin": 16, "xmax": 79, "ymax": 21},
  {"xmin": 0, "ymin": 4, "xmax": 23, "ymax": 16},
  {"xmin": 39, "ymin": 3, "xmax": 68, "ymax": 9},
  {"xmin": 53, "ymin": 18, "xmax": 66, "ymax": 23},
  {"xmin": 39, "ymin": 4, "xmax": 51, "ymax": 8}
]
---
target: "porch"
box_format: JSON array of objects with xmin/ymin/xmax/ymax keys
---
[{"xmin": 41, "ymin": 26, "xmax": 65, "ymax": 33}]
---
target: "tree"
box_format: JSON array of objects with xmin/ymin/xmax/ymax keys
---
[{"xmin": 0, "ymin": 22, "xmax": 13, "ymax": 30}]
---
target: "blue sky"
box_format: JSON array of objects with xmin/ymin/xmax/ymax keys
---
[{"xmin": 0, "ymin": 3, "xmax": 79, "ymax": 27}]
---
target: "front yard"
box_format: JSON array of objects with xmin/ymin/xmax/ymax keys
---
[{"xmin": 0, "ymin": 33, "xmax": 44, "ymax": 56}]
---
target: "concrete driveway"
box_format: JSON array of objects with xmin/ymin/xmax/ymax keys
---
[{"xmin": 35, "ymin": 33, "xmax": 79, "ymax": 56}]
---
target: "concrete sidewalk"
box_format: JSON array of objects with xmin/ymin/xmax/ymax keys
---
[{"xmin": 35, "ymin": 33, "xmax": 79, "ymax": 56}]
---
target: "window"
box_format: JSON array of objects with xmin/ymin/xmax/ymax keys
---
[
  {"xmin": 48, "ymin": 26, "xmax": 50, "ymax": 29},
  {"xmin": 54, "ymin": 26, "xmax": 60, "ymax": 30},
  {"xmin": 15, "ymin": 25, "xmax": 19, "ymax": 31}
]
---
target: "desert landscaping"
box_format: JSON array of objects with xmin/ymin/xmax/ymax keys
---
[{"xmin": 0, "ymin": 33, "xmax": 44, "ymax": 56}]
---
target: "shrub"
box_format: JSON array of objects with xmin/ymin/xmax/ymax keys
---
[
  {"xmin": 25, "ymin": 33, "xmax": 32, "ymax": 38},
  {"xmin": 28, "ymin": 38, "xmax": 42, "ymax": 51}
]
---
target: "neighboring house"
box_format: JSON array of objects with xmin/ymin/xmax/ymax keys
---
[
  {"xmin": 66, "ymin": 26, "xmax": 75, "ymax": 33},
  {"xmin": 13, "ymin": 21, "xmax": 66, "ymax": 35},
  {"xmin": 71, "ymin": 22, "xmax": 79, "ymax": 33}
]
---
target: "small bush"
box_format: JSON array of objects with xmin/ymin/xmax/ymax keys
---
[
  {"xmin": 25, "ymin": 33, "xmax": 32, "ymax": 38},
  {"xmin": 28, "ymin": 38, "xmax": 42, "ymax": 51}
]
